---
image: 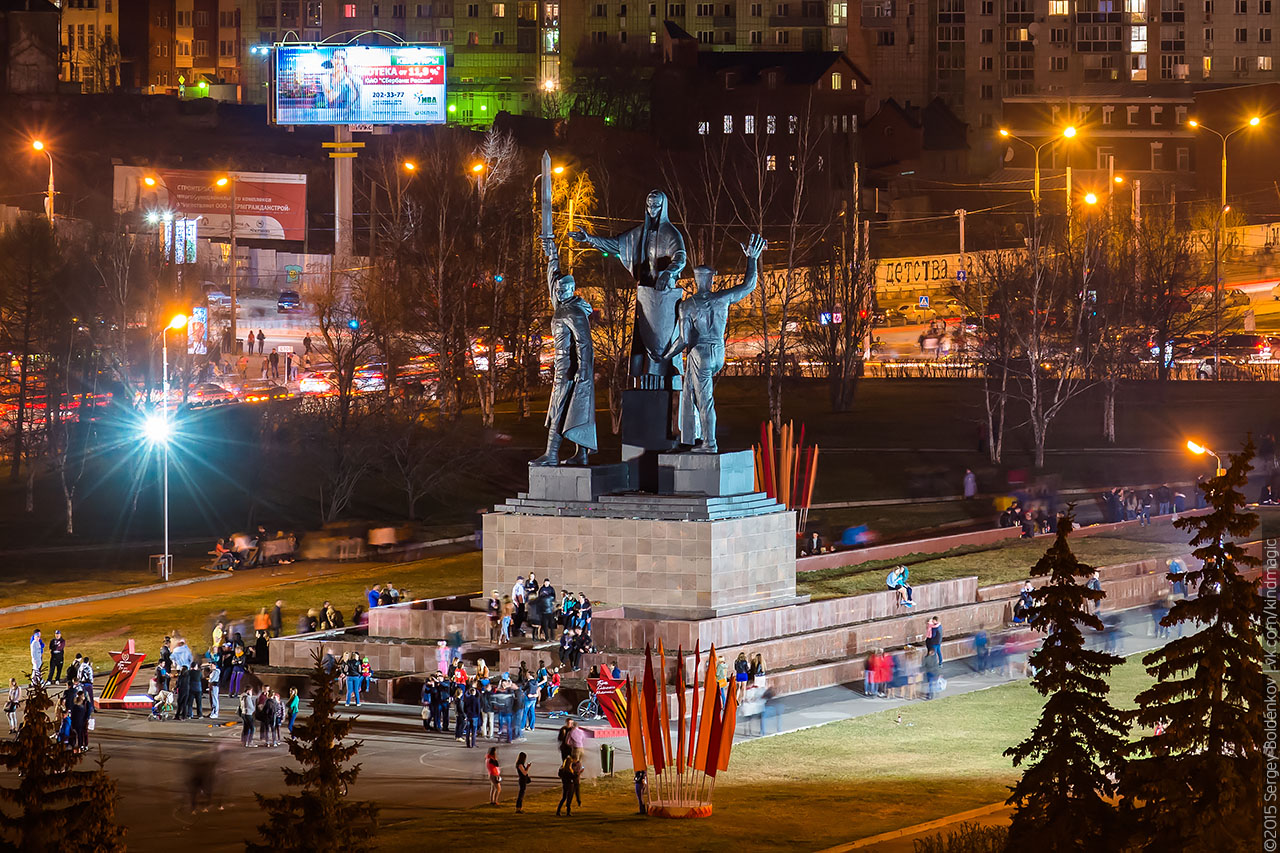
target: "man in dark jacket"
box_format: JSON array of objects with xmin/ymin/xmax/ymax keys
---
[
  {"xmin": 538, "ymin": 580, "xmax": 558, "ymax": 640},
  {"xmin": 462, "ymin": 687, "xmax": 482, "ymax": 748},
  {"xmin": 270, "ymin": 601, "xmax": 283, "ymax": 638},
  {"xmin": 49, "ymin": 630, "xmax": 66, "ymax": 683}
]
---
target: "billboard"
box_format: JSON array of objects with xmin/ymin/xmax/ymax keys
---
[
  {"xmin": 273, "ymin": 44, "xmax": 447, "ymax": 126},
  {"xmin": 114, "ymin": 166, "xmax": 308, "ymax": 242},
  {"xmin": 187, "ymin": 306, "xmax": 208, "ymax": 356}
]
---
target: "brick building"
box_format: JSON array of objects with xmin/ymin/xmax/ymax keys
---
[{"xmin": 58, "ymin": 0, "xmax": 119, "ymax": 91}]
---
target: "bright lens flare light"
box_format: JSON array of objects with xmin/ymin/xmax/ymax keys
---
[
  {"xmin": 31, "ymin": 140, "xmax": 44, "ymax": 151},
  {"xmin": 998, "ymin": 128, "xmax": 1010, "ymax": 137},
  {"xmin": 403, "ymin": 161, "xmax": 417, "ymax": 171},
  {"xmin": 216, "ymin": 176, "xmax": 230, "ymax": 187},
  {"xmin": 1084, "ymin": 192, "xmax": 1098, "ymax": 205},
  {"xmin": 1187, "ymin": 440, "xmax": 1207, "ymax": 455},
  {"xmin": 143, "ymin": 176, "xmax": 157, "ymax": 187},
  {"xmin": 168, "ymin": 314, "xmax": 187, "ymax": 331},
  {"xmin": 552, "ymin": 165, "xmax": 565, "ymax": 175},
  {"xmin": 471, "ymin": 163, "xmax": 485, "ymax": 173},
  {"xmin": 143, "ymin": 413, "xmax": 173, "ymax": 445},
  {"xmin": 1249, "ymin": 115, "xmax": 1261, "ymax": 126},
  {"xmin": 1063, "ymin": 125, "xmax": 1077, "ymax": 138}
]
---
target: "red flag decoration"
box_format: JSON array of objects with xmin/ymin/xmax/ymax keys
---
[
  {"xmin": 687, "ymin": 642, "xmax": 701, "ymax": 763},
  {"xmin": 675, "ymin": 645, "xmax": 687, "ymax": 773},
  {"xmin": 703, "ymin": 683, "xmax": 723, "ymax": 777},
  {"xmin": 642, "ymin": 644, "xmax": 665, "ymax": 774},
  {"xmin": 717, "ymin": 676, "xmax": 739, "ymax": 772},
  {"xmin": 694, "ymin": 645, "xmax": 718, "ymax": 770},
  {"xmin": 626, "ymin": 677, "xmax": 647, "ymax": 773}
]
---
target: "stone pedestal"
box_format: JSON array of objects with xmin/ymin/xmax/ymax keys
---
[
  {"xmin": 658, "ymin": 450, "xmax": 754, "ymax": 497},
  {"xmin": 486, "ymin": 450, "xmax": 798, "ymax": 619},
  {"xmin": 482, "ymin": 508, "xmax": 798, "ymax": 618},
  {"xmin": 527, "ymin": 463, "xmax": 630, "ymax": 502}
]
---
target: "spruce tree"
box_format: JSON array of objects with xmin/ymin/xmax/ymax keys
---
[
  {"xmin": 0, "ymin": 679, "xmax": 126, "ymax": 852},
  {"xmin": 1004, "ymin": 512, "xmax": 1130, "ymax": 852},
  {"xmin": 1120, "ymin": 438, "xmax": 1266, "ymax": 852},
  {"xmin": 249, "ymin": 653, "xmax": 378, "ymax": 853}
]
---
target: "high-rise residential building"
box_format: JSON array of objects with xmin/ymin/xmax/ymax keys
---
[
  {"xmin": 58, "ymin": 0, "xmax": 120, "ymax": 91},
  {"xmin": 134, "ymin": 0, "xmax": 239, "ymax": 93},
  {"xmin": 849, "ymin": 0, "xmax": 1280, "ymax": 135}
]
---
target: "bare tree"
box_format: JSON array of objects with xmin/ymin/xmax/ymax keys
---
[
  {"xmin": 953, "ymin": 248, "xmax": 1020, "ymax": 464},
  {"xmin": 799, "ymin": 189, "xmax": 877, "ymax": 412},
  {"xmin": 374, "ymin": 401, "xmax": 476, "ymax": 519}
]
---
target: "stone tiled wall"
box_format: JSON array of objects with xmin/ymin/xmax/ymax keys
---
[
  {"xmin": 590, "ymin": 576, "xmax": 979, "ymax": 651},
  {"xmin": 482, "ymin": 509, "xmax": 797, "ymax": 617},
  {"xmin": 367, "ymin": 605, "xmax": 489, "ymax": 642},
  {"xmin": 270, "ymin": 634, "xmax": 442, "ymax": 674}
]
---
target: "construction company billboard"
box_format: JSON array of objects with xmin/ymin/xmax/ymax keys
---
[
  {"xmin": 273, "ymin": 44, "xmax": 447, "ymax": 126},
  {"xmin": 113, "ymin": 167, "xmax": 307, "ymax": 242}
]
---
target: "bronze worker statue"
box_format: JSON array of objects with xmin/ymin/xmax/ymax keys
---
[
  {"xmin": 663, "ymin": 235, "xmax": 766, "ymax": 454},
  {"xmin": 531, "ymin": 236, "xmax": 597, "ymax": 467}
]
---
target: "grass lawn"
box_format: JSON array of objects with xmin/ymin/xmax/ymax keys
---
[
  {"xmin": 0, "ymin": 550, "xmax": 482, "ymax": 683},
  {"xmin": 798, "ymin": 524, "xmax": 1200, "ymax": 601},
  {"xmin": 377, "ymin": 656, "xmax": 1156, "ymax": 851}
]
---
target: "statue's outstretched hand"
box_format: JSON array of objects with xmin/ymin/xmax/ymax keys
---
[
  {"xmin": 567, "ymin": 229, "xmax": 588, "ymax": 242},
  {"xmin": 741, "ymin": 234, "xmax": 767, "ymax": 260}
]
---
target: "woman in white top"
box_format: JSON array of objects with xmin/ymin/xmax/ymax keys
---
[{"xmin": 6, "ymin": 678, "xmax": 22, "ymax": 733}]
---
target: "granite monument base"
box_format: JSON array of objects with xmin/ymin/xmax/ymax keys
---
[{"xmin": 484, "ymin": 454, "xmax": 799, "ymax": 619}]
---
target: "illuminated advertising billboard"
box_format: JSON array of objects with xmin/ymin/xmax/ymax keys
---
[
  {"xmin": 113, "ymin": 167, "xmax": 308, "ymax": 242},
  {"xmin": 273, "ymin": 44, "xmax": 447, "ymax": 126}
]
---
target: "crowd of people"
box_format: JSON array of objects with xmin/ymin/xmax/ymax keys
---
[
  {"xmin": 481, "ymin": 719, "xmax": 589, "ymax": 814},
  {"xmin": 7, "ymin": 628, "xmax": 99, "ymax": 753},
  {"xmin": 1097, "ymin": 483, "xmax": 1194, "ymax": 525},
  {"xmin": 484, "ymin": 576, "xmax": 598, "ymax": 674},
  {"xmin": 416, "ymin": 656, "xmax": 557, "ymax": 748}
]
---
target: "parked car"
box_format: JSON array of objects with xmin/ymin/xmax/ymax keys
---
[
  {"xmin": 1210, "ymin": 333, "xmax": 1273, "ymax": 362},
  {"xmin": 276, "ymin": 289, "xmax": 302, "ymax": 313},
  {"xmin": 239, "ymin": 380, "xmax": 290, "ymax": 403},
  {"xmin": 1196, "ymin": 356, "xmax": 1258, "ymax": 380},
  {"xmin": 205, "ymin": 290, "xmax": 232, "ymax": 308},
  {"xmin": 187, "ymin": 383, "xmax": 236, "ymax": 407}
]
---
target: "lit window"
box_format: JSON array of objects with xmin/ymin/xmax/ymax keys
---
[
  {"xmin": 1048, "ymin": 0, "xmax": 1068, "ymax": 12},
  {"xmin": 723, "ymin": 114, "xmax": 733, "ymax": 133},
  {"xmin": 766, "ymin": 114, "xmax": 776, "ymax": 134},
  {"xmin": 698, "ymin": 120, "xmax": 709, "ymax": 134},
  {"xmin": 766, "ymin": 154, "xmax": 777, "ymax": 171},
  {"xmin": 1260, "ymin": 55, "xmax": 1274, "ymax": 70},
  {"xmin": 788, "ymin": 115, "xmax": 797, "ymax": 134},
  {"xmin": 344, "ymin": 3, "xmax": 357, "ymax": 15},
  {"xmin": 744, "ymin": 114, "xmax": 756, "ymax": 133},
  {"xmin": 830, "ymin": 71, "xmax": 842, "ymax": 89}
]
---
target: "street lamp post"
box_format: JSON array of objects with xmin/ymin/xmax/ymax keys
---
[
  {"xmin": 147, "ymin": 313, "xmax": 187, "ymax": 581},
  {"xmin": 215, "ymin": 176, "xmax": 239, "ymax": 353},
  {"xmin": 1186, "ymin": 439, "xmax": 1227, "ymax": 478},
  {"xmin": 1187, "ymin": 115, "xmax": 1261, "ymax": 379},
  {"xmin": 31, "ymin": 141, "xmax": 54, "ymax": 222},
  {"xmin": 998, "ymin": 126, "xmax": 1078, "ymax": 225}
]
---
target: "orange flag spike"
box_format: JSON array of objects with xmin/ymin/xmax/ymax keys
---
[
  {"xmin": 716, "ymin": 674, "xmax": 739, "ymax": 771},
  {"xmin": 687, "ymin": 642, "xmax": 701, "ymax": 764},
  {"xmin": 694, "ymin": 645, "xmax": 718, "ymax": 770},
  {"xmin": 626, "ymin": 677, "xmax": 648, "ymax": 773},
  {"xmin": 657, "ymin": 640, "xmax": 673, "ymax": 775}
]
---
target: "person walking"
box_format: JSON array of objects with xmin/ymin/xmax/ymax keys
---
[
  {"xmin": 5, "ymin": 678, "xmax": 21, "ymax": 732},
  {"xmin": 244, "ymin": 331, "xmax": 253, "ymax": 356},
  {"xmin": 499, "ymin": 596, "xmax": 514, "ymax": 644},
  {"xmin": 963, "ymin": 469, "xmax": 977, "ymax": 500},
  {"xmin": 515, "ymin": 752, "xmax": 531, "ymax": 813},
  {"xmin": 556, "ymin": 755, "xmax": 576, "ymax": 816},
  {"xmin": 206, "ymin": 655, "xmax": 221, "ymax": 718},
  {"xmin": 303, "ymin": 334, "xmax": 312, "ymax": 356},
  {"xmin": 48, "ymin": 630, "xmax": 65, "ymax": 683},
  {"xmin": 344, "ymin": 654, "xmax": 362, "ymax": 707},
  {"xmin": 570, "ymin": 751, "xmax": 583, "ymax": 807},
  {"xmin": 486, "ymin": 747, "xmax": 502, "ymax": 805},
  {"xmin": 256, "ymin": 330, "xmax": 265, "ymax": 355},
  {"xmin": 268, "ymin": 348, "xmax": 280, "ymax": 379}
]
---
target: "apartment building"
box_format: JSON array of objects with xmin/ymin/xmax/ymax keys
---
[
  {"xmin": 1001, "ymin": 86, "xmax": 1196, "ymax": 195},
  {"xmin": 136, "ymin": 0, "xmax": 241, "ymax": 91},
  {"xmin": 851, "ymin": 0, "xmax": 1279, "ymax": 135},
  {"xmin": 59, "ymin": 0, "xmax": 120, "ymax": 91}
]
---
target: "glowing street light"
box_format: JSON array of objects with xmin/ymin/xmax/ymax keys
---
[
  {"xmin": 144, "ymin": 175, "xmax": 157, "ymax": 187},
  {"xmin": 143, "ymin": 412, "xmax": 173, "ymax": 444},
  {"xmin": 1186, "ymin": 440, "xmax": 1226, "ymax": 477},
  {"xmin": 1084, "ymin": 192, "xmax": 1098, "ymax": 205},
  {"xmin": 1063, "ymin": 125, "xmax": 1077, "ymax": 138},
  {"xmin": 471, "ymin": 162, "xmax": 485, "ymax": 174},
  {"xmin": 148, "ymin": 312, "xmax": 188, "ymax": 580},
  {"xmin": 30, "ymin": 139, "xmax": 54, "ymax": 221},
  {"xmin": 403, "ymin": 161, "xmax": 417, "ymax": 172}
]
